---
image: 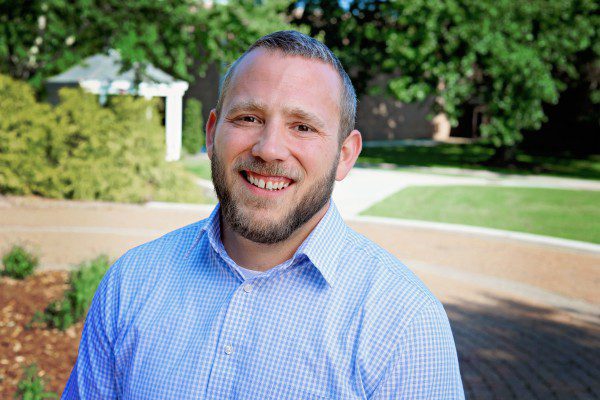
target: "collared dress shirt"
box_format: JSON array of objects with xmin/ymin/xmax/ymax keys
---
[{"xmin": 62, "ymin": 201, "xmax": 464, "ymax": 399}]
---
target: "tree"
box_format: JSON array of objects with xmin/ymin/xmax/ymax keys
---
[
  {"xmin": 0, "ymin": 0, "xmax": 296, "ymax": 91},
  {"xmin": 291, "ymin": 0, "xmax": 598, "ymax": 161}
]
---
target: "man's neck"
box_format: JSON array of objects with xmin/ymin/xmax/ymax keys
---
[{"xmin": 220, "ymin": 202, "xmax": 330, "ymax": 271}]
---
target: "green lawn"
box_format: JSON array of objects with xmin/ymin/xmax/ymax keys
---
[
  {"xmin": 358, "ymin": 144, "xmax": 600, "ymax": 180},
  {"xmin": 362, "ymin": 185, "xmax": 600, "ymax": 244},
  {"xmin": 182, "ymin": 157, "xmax": 212, "ymax": 180}
]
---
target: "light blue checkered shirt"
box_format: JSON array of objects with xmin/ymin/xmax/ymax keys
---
[{"xmin": 63, "ymin": 200, "xmax": 464, "ymax": 399}]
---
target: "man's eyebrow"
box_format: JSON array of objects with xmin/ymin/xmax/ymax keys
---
[
  {"xmin": 225, "ymin": 100, "xmax": 267, "ymax": 116},
  {"xmin": 283, "ymin": 106, "xmax": 327, "ymax": 130},
  {"xmin": 225, "ymin": 100, "xmax": 328, "ymax": 130}
]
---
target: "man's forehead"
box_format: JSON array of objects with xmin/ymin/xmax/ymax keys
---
[{"xmin": 222, "ymin": 48, "xmax": 342, "ymax": 122}]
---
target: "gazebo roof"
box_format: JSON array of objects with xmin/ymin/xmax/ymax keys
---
[{"xmin": 47, "ymin": 49, "xmax": 178, "ymax": 85}]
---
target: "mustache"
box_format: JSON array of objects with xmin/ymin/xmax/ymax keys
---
[{"xmin": 233, "ymin": 157, "xmax": 301, "ymax": 181}]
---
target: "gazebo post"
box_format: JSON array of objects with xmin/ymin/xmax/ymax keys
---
[{"xmin": 165, "ymin": 94, "xmax": 183, "ymax": 162}]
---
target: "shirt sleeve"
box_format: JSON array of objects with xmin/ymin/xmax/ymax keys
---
[
  {"xmin": 370, "ymin": 300, "xmax": 465, "ymax": 399},
  {"xmin": 61, "ymin": 259, "xmax": 122, "ymax": 399}
]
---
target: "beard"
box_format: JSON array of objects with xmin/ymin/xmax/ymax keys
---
[{"xmin": 211, "ymin": 150, "xmax": 338, "ymax": 244}]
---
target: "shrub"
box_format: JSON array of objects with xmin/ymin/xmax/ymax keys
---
[
  {"xmin": 14, "ymin": 364, "xmax": 58, "ymax": 400},
  {"xmin": 0, "ymin": 75, "xmax": 59, "ymax": 197},
  {"xmin": 36, "ymin": 256, "xmax": 110, "ymax": 330},
  {"xmin": 182, "ymin": 98, "xmax": 204, "ymax": 155},
  {"xmin": 0, "ymin": 74, "xmax": 207, "ymax": 203},
  {"xmin": 2, "ymin": 245, "xmax": 38, "ymax": 279}
]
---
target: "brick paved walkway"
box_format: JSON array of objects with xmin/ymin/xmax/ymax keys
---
[
  {"xmin": 1, "ymin": 196, "xmax": 599, "ymax": 399},
  {"xmin": 448, "ymin": 297, "xmax": 600, "ymax": 399},
  {"xmin": 418, "ymin": 271, "xmax": 600, "ymax": 399}
]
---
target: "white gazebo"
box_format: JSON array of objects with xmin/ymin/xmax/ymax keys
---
[{"xmin": 46, "ymin": 50, "xmax": 189, "ymax": 161}]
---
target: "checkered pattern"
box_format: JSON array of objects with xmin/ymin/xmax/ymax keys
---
[{"xmin": 62, "ymin": 200, "xmax": 464, "ymax": 399}]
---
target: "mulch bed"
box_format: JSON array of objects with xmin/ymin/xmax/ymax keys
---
[{"xmin": 0, "ymin": 271, "xmax": 83, "ymax": 398}]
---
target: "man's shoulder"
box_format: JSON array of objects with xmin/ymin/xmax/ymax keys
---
[
  {"xmin": 127, "ymin": 218, "xmax": 208, "ymax": 259},
  {"xmin": 109, "ymin": 218, "xmax": 210, "ymax": 281},
  {"xmin": 333, "ymin": 227, "xmax": 455, "ymax": 393},
  {"xmin": 340, "ymin": 227, "xmax": 440, "ymax": 312}
]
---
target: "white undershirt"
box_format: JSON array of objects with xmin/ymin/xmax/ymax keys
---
[{"xmin": 235, "ymin": 264, "xmax": 264, "ymax": 281}]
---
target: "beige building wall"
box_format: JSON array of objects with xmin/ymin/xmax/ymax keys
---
[
  {"xmin": 356, "ymin": 94, "xmax": 436, "ymax": 141},
  {"xmin": 187, "ymin": 69, "xmax": 442, "ymax": 143}
]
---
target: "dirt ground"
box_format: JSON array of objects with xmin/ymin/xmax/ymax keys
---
[{"xmin": 0, "ymin": 272, "xmax": 81, "ymax": 398}]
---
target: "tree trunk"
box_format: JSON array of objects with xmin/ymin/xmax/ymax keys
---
[{"xmin": 487, "ymin": 145, "xmax": 518, "ymax": 166}]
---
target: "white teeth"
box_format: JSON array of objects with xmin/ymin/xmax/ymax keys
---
[{"xmin": 245, "ymin": 173, "xmax": 291, "ymax": 190}]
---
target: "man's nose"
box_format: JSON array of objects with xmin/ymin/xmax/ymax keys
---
[{"xmin": 251, "ymin": 122, "xmax": 290, "ymax": 162}]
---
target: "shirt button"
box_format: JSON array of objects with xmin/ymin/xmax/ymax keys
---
[
  {"xmin": 243, "ymin": 284, "xmax": 253, "ymax": 293},
  {"xmin": 224, "ymin": 345, "xmax": 233, "ymax": 355}
]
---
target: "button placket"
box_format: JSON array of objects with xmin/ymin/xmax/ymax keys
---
[{"xmin": 216, "ymin": 282, "xmax": 257, "ymax": 362}]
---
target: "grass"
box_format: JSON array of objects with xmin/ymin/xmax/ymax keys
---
[
  {"xmin": 182, "ymin": 157, "xmax": 212, "ymax": 181},
  {"xmin": 358, "ymin": 143, "xmax": 600, "ymax": 180},
  {"xmin": 362, "ymin": 186, "xmax": 600, "ymax": 244}
]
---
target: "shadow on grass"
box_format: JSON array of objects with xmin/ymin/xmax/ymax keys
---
[
  {"xmin": 359, "ymin": 144, "xmax": 600, "ymax": 180},
  {"xmin": 446, "ymin": 296, "xmax": 600, "ymax": 399}
]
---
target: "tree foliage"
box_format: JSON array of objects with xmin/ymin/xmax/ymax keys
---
[
  {"xmin": 0, "ymin": 0, "xmax": 295, "ymax": 90},
  {"xmin": 291, "ymin": 0, "xmax": 599, "ymax": 149},
  {"xmin": 2, "ymin": 0, "xmax": 597, "ymax": 154}
]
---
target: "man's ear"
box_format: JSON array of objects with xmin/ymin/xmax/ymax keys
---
[
  {"xmin": 336, "ymin": 129, "xmax": 362, "ymax": 181},
  {"xmin": 205, "ymin": 109, "xmax": 219, "ymax": 159}
]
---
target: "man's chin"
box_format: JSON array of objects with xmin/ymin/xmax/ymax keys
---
[
  {"xmin": 231, "ymin": 217, "xmax": 296, "ymax": 244},
  {"xmin": 236, "ymin": 208, "xmax": 291, "ymax": 231},
  {"xmin": 234, "ymin": 190, "xmax": 290, "ymax": 211}
]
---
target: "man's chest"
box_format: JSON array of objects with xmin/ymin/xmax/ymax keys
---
[{"xmin": 113, "ymin": 272, "xmax": 372, "ymax": 399}]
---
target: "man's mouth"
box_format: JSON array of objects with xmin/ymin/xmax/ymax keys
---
[{"xmin": 241, "ymin": 170, "xmax": 293, "ymax": 191}]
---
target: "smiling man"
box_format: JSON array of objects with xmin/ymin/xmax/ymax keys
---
[{"xmin": 63, "ymin": 31, "xmax": 464, "ymax": 399}]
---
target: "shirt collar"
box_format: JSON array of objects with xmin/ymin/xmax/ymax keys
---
[
  {"xmin": 293, "ymin": 200, "xmax": 346, "ymax": 287},
  {"xmin": 197, "ymin": 199, "xmax": 346, "ymax": 287}
]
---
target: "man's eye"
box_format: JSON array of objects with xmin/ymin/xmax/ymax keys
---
[
  {"xmin": 295, "ymin": 124, "xmax": 313, "ymax": 132},
  {"xmin": 241, "ymin": 116, "xmax": 257, "ymax": 123}
]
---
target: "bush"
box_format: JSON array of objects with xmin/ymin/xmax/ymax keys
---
[
  {"xmin": 0, "ymin": 74, "xmax": 207, "ymax": 203},
  {"xmin": 14, "ymin": 364, "xmax": 57, "ymax": 400},
  {"xmin": 2, "ymin": 245, "xmax": 38, "ymax": 279},
  {"xmin": 36, "ymin": 256, "xmax": 110, "ymax": 330},
  {"xmin": 182, "ymin": 98, "xmax": 204, "ymax": 154}
]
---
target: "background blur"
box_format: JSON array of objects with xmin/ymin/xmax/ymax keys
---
[{"xmin": 1, "ymin": 0, "xmax": 598, "ymax": 398}]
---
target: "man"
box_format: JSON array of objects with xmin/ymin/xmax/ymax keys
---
[{"xmin": 63, "ymin": 31, "xmax": 464, "ymax": 399}]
